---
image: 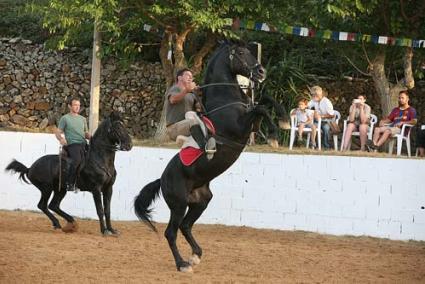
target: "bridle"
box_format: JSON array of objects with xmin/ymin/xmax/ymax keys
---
[
  {"xmin": 93, "ymin": 119, "xmax": 130, "ymax": 152},
  {"xmin": 195, "ymin": 45, "xmax": 263, "ymax": 117}
]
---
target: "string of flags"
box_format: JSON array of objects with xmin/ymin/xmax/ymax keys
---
[
  {"xmin": 229, "ymin": 18, "xmax": 425, "ymax": 49},
  {"xmin": 141, "ymin": 20, "xmax": 425, "ymax": 49}
]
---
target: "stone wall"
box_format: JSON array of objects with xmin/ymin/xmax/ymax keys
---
[{"xmin": 0, "ymin": 38, "xmax": 166, "ymax": 138}]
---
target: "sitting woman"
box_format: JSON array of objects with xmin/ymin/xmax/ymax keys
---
[{"xmin": 341, "ymin": 95, "xmax": 371, "ymax": 151}]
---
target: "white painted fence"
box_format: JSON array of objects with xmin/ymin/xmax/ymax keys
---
[{"xmin": 0, "ymin": 131, "xmax": 424, "ymax": 241}]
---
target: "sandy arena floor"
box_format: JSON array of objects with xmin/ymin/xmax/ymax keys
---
[{"xmin": 0, "ymin": 210, "xmax": 424, "ymax": 283}]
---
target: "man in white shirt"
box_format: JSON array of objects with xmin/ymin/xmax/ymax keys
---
[{"xmin": 308, "ymin": 86, "xmax": 335, "ymax": 149}]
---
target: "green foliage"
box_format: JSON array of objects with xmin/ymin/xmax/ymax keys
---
[{"xmin": 0, "ymin": 0, "xmax": 48, "ymax": 42}]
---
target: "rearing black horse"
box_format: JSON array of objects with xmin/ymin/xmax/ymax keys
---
[
  {"xmin": 5, "ymin": 111, "xmax": 132, "ymax": 235},
  {"xmin": 134, "ymin": 42, "xmax": 288, "ymax": 272}
]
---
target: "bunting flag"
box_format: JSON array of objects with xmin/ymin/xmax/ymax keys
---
[
  {"xmin": 139, "ymin": 18, "xmax": 424, "ymax": 49},
  {"xmin": 225, "ymin": 18, "xmax": 425, "ymax": 49}
]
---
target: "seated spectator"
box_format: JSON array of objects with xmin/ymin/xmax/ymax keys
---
[
  {"xmin": 341, "ymin": 95, "xmax": 371, "ymax": 151},
  {"xmin": 417, "ymin": 126, "xmax": 425, "ymax": 157},
  {"xmin": 308, "ymin": 86, "xmax": 335, "ymax": 149},
  {"xmin": 291, "ymin": 98, "xmax": 317, "ymax": 149},
  {"xmin": 368, "ymin": 91, "xmax": 417, "ymax": 152}
]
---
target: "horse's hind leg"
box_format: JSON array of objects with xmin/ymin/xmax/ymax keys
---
[
  {"xmin": 162, "ymin": 179, "xmax": 191, "ymax": 272},
  {"xmin": 32, "ymin": 181, "xmax": 60, "ymax": 229},
  {"xmin": 180, "ymin": 184, "xmax": 213, "ymax": 266},
  {"xmin": 48, "ymin": 189, "xmax": 75, "ymax": 224}
]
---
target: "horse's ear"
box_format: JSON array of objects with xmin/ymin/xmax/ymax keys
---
[{"xmin": 110, "ymin": 111, "xmax": 121, "ymax": 122}]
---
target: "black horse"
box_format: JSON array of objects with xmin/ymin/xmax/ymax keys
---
[
  {"xmin": 134, "ymin": 42, "xmax": 288, "ymax": 272},
  {"xmin": 5, "ymin": 111, "xmax": 132, "ymax": 235}
]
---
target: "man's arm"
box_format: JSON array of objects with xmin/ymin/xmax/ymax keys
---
[
  {"xmin": 169, "ymin": 83, "xmax": 197, "ymax": 104},
  {"xmin": 54, "ymin": 127, "xmax": 67, "ymax": 145},
  {"xmin": 321, "ymin": 99, "xmax": 335, "ymax": 119}
]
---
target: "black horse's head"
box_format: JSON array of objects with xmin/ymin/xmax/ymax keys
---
[
  {"xmin": 105, "ymin": 111, "xmax": 133, "ymax": 151},
  {"xmin": 227, "ymin": 41, "xmax": 266, "ymax": 83}
]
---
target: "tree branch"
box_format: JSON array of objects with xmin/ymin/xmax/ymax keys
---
[{"xmin": 342, "ymin": 55, "xmax": 371, "ymax": 77}]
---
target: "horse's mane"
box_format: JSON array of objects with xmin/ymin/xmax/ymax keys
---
[
  {"xmin": 204, "ymin": 40, "xmax": 247, "ymax": 85},
  {"xmin": 91, "ymin": 117, "xmax": 110, "ymax": 142}
]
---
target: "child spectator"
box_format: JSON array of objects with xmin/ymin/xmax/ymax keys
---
[{"xmin": 291, "ymin": 98, "xmax": 317, "ymax": 149}]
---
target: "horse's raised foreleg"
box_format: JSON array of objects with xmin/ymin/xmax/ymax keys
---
[
  {"xmin": 92, "ymin": 189, "xmax": 107, "ymax": 235},
  {"xmin": 32, "ymin": 181, "xmax": 60, "ymax": 229},
  {"xmin": 244, "ymin": 105, "xmax": 279, "ymax": 148},
  {"xmin": 180, "ymin": 184, "xmax": 213, "ymax": 266},
  {"xmin": 258, "ymin": 91, "xmax": 290, "ymax": 130}
]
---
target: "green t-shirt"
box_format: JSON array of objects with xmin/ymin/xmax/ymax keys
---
[{"xmin": 58, "ymin": 113, "xmax": 88, "ymax": 145}]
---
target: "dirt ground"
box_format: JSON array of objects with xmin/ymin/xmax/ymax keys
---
[{"xmin": 0, "ymin": 210, "xmax": 424, "ymax": 283}]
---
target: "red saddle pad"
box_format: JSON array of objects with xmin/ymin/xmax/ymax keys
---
[{"xmin": 179, "ymin": 147, "xmax": 203, "ymax": 166}]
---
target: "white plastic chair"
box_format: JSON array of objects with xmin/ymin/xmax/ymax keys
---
[
  {"xmin": 340, "ymin": 114, "xmax": 377, "ymax": 151},
  {"xmin": 331, "ymin": 110, "xmax": 341, "ymax": 151},
  {"xmin": 289, "ymin": 109, "xmax": 321, "ymax": 150},
  {"xmin": 388, "ymin": 123, "xmax": 414, "ymax": 156}
]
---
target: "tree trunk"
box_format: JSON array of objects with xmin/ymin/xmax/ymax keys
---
[
  {"xmin": 191, "ymin": 33, "xmax": 217, "ymax": 76},
  {"xmin": 89, "ymin": 22, "xmax": 101, "ymax": 135},
  {"xmin": 159, "ymin": 32, "xmax": 174, "ymax": 87},
  {"xmin": 371, "ymin": 47, "xmax": 414, "ymax": 116},
  {"xmin": 154, "ymin": 32, "xmax": 173, "ymax": 142}
]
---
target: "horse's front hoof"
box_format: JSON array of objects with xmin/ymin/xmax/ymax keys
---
[
  {"xmin": 189, "ymin": 254, "xmax": 201, "ymax": 266},
  {"xmin": 109, "ymin": 228, "xmax": 120, "ymax": 235},
  {"xmin": 278, "ymin": 120, "xmax": 291, "ymax": 130},
  {"xmin": 267, "ymin": 138, "xmax": 279, "ymax": 149},
  {"xmin": 102, "ymin": 229, "xmax": 119, "ymax": 237},
  {"xmin": 178, "ymin": 264, "xmax": 193, "ymax": 273},
  {"xmin": 62, "ymin": 221, "xmax": 78, "ymax": 233}
]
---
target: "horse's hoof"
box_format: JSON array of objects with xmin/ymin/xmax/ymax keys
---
[
  {"xmin": 189, "ymin": 254, "xmax": 201, "ymax": 266},
  {"xmin": 109, "ymin": 228, "xmax": 120, "ymax": 235},
  {"xmin": 62, "ymin": 221, "xmax": 78, "ymax": 233},
  {"xmin": 102, "ymin": 230, "xmax": 119, "ymax": 237},
  {"xmin": 267, "ymin": 139, "xmax": 279, "ymax": 149},
  {"xmin": 179, "ymin": 265, "xmax": 193, "ymax": 273},
  {"xmin": 279, "ymin": 120, "xmax": 291, "ymax": 130}
]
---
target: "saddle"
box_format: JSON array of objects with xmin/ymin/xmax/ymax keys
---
[{"xmin": 60, "ymin": 144, "xmax": 90, "ymax": 183}]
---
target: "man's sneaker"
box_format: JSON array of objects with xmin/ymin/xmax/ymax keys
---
[
  {"xmin": 310, "ymin": 143, "xmax": 317, "ymax": 150},
  {"xmin": 366, "ymin": 140, "xmax": 377, "ymax": 152},
  {"xmin": 205, "ymin": 137, "xmax": 216, "ymax": 160}
]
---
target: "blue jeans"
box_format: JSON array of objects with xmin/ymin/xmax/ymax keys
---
[{"xmin": 321, "ymin": 122, "xmax": 331, "ymax": 149}]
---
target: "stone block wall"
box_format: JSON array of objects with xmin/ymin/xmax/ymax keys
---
[{"xmin": 0, "ymin": 37, "xmax": 166, "ymax": 138}]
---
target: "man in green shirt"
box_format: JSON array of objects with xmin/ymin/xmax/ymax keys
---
[{"xmin": 55, "ymin": 97, "xmax": 91, "ymax": 191}]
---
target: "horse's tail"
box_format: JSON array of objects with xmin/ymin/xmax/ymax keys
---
[
  {"xmin": 134, "ymin": 178, "xmax": 161, "ymax": 232},
  {"xmin": 5, "ymin": 159, "xmax": 30, "ymax": 184}
]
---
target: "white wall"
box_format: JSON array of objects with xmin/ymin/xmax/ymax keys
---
[{"xmin": 1, "ymin": 131, "xmax": 424, "ymax": 241}]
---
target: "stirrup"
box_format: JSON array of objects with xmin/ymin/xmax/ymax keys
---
[{"xmin": 205, "ymin": 137, "xmax": 216, "ymax": 160}]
